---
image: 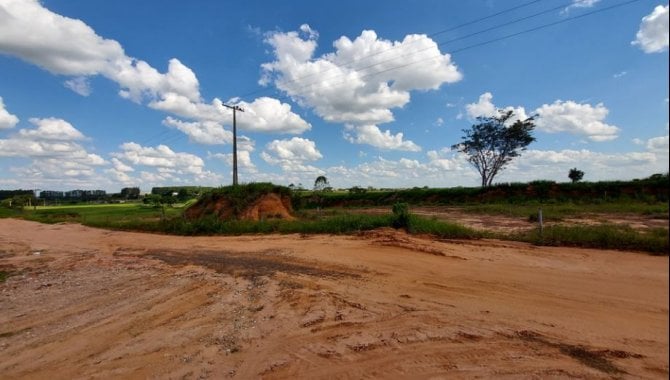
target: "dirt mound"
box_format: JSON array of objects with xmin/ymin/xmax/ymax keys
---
[{"xmin": 184, "ymin": 191, "xmax": 295, "ymax": 221}]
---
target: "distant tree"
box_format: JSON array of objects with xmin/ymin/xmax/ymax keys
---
[
  {"xmin": 177, "ymin": 188, "xmax": 189, "ymax": 201},
  {"xmin": 452, "ymin": 110, "xmax": 536, "ymax": 187},
  {"xmin": 348, "ymin": 186, "xmax": 367, "ymax": 194},
  {"xmin": 314, "ymin": 176, "xmax": 329, "ymax": 191},
  {"xmin": 568, "ymin": 168, "xmax": 584, "ymax": 183},
  {"xmin": 120, "ymin": 187, "xmax": 140, "ymax": 199}
]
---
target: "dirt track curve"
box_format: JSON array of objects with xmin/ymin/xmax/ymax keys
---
[{"xmin": 1, "ymin": 219, "xmax": 668, "ymax": 379}]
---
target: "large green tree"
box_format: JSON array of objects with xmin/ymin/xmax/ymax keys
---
[{"xmin": 452, "ymin": 110, "xmax": 536, "ymax": 187}]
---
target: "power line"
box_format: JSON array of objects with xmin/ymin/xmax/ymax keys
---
[
  {"xmin": 303, "ymin": 0, "xmax": 574, "ymax": 92},
  {"xmin": 144, "ymin": 0, "xmax": 642, "ymax": 151},
  {"xmin": 274, "ymin": 0, "xmax": 643, "ymax": 97},
  {"xmin": 449, "ymin": 0, "xmax": 643, "ymax": 54},
  {"xmin": 238, "ymin": 0, "xmax": 547, "ymax": 99}
]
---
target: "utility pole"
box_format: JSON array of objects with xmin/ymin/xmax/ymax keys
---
[{"xmin": 223, "ymin": 103, "xmax": 244, "ymax": 186}]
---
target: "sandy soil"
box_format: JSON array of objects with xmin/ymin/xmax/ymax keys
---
[{"xmin": 0, "ymin": 219, "xmax": 668, "ymax": 379}]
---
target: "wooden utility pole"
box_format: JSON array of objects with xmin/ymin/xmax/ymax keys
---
[{"xmin": 223, "ymin": 103, "xmax": 244, "ymax": 186}]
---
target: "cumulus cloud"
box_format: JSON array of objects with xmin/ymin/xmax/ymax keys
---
[
  {"xmin": 162, "ymin": 117, "xmax": 233, "ymax": 145},
  {"xmin": 21, "ymin": 117, "xmax": 86, "ymax": 141},
  {"xmin": 210, "ymin": 150, "xmax": 256, "ymax": 171},
  {"xmin": 261, "ymin": 137, "xmax": 324, "ymax": 173},
  {"xmin": 235, "ymin": 97, "xmax": 311, "ymax": 134},
  {"xmin": 646, "ymin": 135, "xmax": 669, "ymax": 153},
  {"xmin": 465, "ymin": 94, "xmax": 619, "ymax": 142},
  {"xmin": 0, "ymin": 0, "xmax": 310, "ymax": 138},
  {"xmin": 0, "ymin": 96, "xmax": 19, "ymax": 129},
  {"xmin": 632, "ymin": 5, "xmax": 669, "ymax": 53},
  {"xmin": 261, "ymin": 25, "xmax": 461, "ymax": 149},
  {"xmin": 466, "ymin": 93, "xmax": 497, "ymax": 118},
  {"xmin": 112, "ymin": 142, "xmax": 205, "ymax": 175},
  {"xmin": 108, "ymin": 142, "xmax": 222, "ymax": 187},
  {"xmin": 465, "ymin": 92, "xmax": 529, "ymax": 122},
  {"xmin": 208, "ymin": 136, "xmax": 257, "ymax": 172},
  {"xmin": 344, "ymin": 124, "xmax": 421, "ymax": 151},
  {"xmin": 0, "ymin": 0, "xmax": 200, "ymax": 102},
  {"xmin": 0, "ymin": 118, "xmax": 93, "ymax": 159},
  {"xmin": 426, "ymin": 148, "xmax": 462, "ymax": 171},
  {"xmin": 534, "ymin": 100, "xmax": 619, "ymax": 141},
  {"xmin": 0, "ymin": 117, "xmax": 105, "ymax": 183}
]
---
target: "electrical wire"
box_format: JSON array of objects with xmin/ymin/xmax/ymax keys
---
[{"xmin": 238, "ymin": 0, "xmax": 548, "ymax": 99}]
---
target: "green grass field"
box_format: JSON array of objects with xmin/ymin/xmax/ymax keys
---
[
  {"xmin": 1, "ymin": 203, "xmax": 183, "ymax": 230},
  {"xmin": 1, "ymin": 199, "xmax": 667, "ymax": 254}
]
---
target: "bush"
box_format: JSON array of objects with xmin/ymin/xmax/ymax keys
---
[{"xmin": 392, "ymin": 202, "xmax": 410, "ymax": 229}]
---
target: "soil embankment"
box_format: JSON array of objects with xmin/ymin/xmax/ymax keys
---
[{"xmin": 0, "ymin": 219, "xmax": 668, "ymax": 378}]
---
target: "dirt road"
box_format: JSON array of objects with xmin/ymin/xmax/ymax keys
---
[{"xmin": 1, "ymin": 219, "xmax": 668, "ymax": 379}]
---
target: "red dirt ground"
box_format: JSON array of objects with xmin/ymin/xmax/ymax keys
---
[{"xmin": 0, "ymin": 219, "xmax": 668, "ymax": 379}]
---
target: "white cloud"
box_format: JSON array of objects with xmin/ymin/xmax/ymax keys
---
[
  {"xmin": 21, "ymin": 117, "xmax": 85, "ymax": 141},
  {"xmin": 632, "ymin": 5, "xmax": 669, "ymax": 53},
  {"xmin": 150, "ymin": 95, "xmax": 311, "ymax": 135},
  {"xmin": 344, "ymin": 124, "xmax": 421, "ymax": 151},
  {"xmin": 0, "ymin": 0, "xmax": 124, "ymax": 75},
  {"xmin": 261, "ymin": 25, "xmax": 461, "ymax": 149},
  {"xmin": 502, "ymin": 147, "xmax": 666, "ymax": 182},
  {"xmin": 261, "ymin": 137, "xmax": 324, "ymax": 174},
  {"xmin": 434, "ymin": 117, "xmax": 444, "ymax": 126},
  {"xmin": 465, "ymin": 92, "xmax": 528, "ymax": 122},
  {"xmin": 646, "ymin": 135, "xmax": 669, "ymax": 153},
  {"xmin": 162, "ymin": 117, "xmax": 232, "ymax": 145},
  {"xmin": 112, "ymin": 142, "xmax": 205, "ymax": 174},
  {"xmin": 210, "ymin": 150, "xmax": 256, "ymax": 171},
  {"xmin": 534, "ymin": 100, "xmax": 619, "ymax": 142},
  {"xmin": 0, "ymin": 116, "xmax": 106, "ymax": 185},
  {"xmin": 0, "ymin": 118, "xmax": 93, "ymax": 160},
  {"xmin": 0, "ymin": 0, "xmax": 310, "ymax": 139},
  {"xmin": 108, "ymin": 142, "xmax": 223, "ymax": 187},
  {"xmin": 0, "ymin": 0, "xmax": 198, "ymax": 102},
  {"xmin": 236, "ymin": 97, "xmax": 311, "ymax": 134},
  {"xmin": 466, "ymin": 92, "xmax": 496, "ymax": 118},
  {"xmin": 562, "ymin": 0, "xmax": 601, "ymax": 14},
  {"xmin": 208, "ymin": 136, "xmax": 257, "ymax": 172},
  {"xmin": 0, "ymin": 96, "xmax": 19, "ymax": 129},
  {"xmin": 262, "ymin": 137, "xmax": 322, "ymax": 163},
  {"xmin": 612, "ymin": 71, "xmax": 627, "ymax": 79},
  {"xmin": 111, "ymin": 157, "xmax": 134, "ymax": 172},
  {"xmin": 427, "ymin": 148, "xmax": 462, "ymax": 171},
  {"xmin": 64, "ymin": 77, "xmax": 92, "ymax": 96},
  {"xmin": 465, "ymin": 93, "xmax": 619, "ymax": 142}
]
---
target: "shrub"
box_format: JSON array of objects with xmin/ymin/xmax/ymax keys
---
[{"xmin": 392, "ymin": 202, "xmax": 410, "ymax": 229}]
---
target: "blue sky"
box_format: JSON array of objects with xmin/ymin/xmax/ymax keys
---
[{"xmin": 1, "ymin": 0, "xmax": 668, "ymax": 192}]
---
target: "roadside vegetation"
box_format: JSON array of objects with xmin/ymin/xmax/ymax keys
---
[{"xmin": 1, "ymin": 177, "xmax": 667, "ymax": 255}]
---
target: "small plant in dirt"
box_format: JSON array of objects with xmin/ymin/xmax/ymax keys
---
[{"xmin": 392, "ymin": 202, "xmax": 410, "ymax": 229}]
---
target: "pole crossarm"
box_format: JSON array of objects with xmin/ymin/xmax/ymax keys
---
[
  {"xmin": 223, "ymin": 103, "xmax": 244, "ymax": 186},
  {"xmin": 222, "ymin": 104, "xmax": 244, "ymax": 113}
]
